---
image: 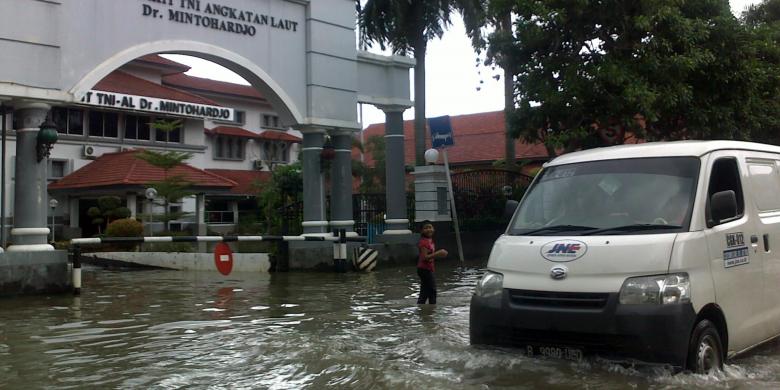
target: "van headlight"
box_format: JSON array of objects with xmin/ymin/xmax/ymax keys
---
[
  {"xmin": 475, "ymin": 271, "xmax": 504, "ymax": 298},
  {"xmin": 619, "ymin": 273, "xmax": 690, "ymax": 305}
]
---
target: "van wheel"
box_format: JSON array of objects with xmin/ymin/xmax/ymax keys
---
[{"xmin": 687, "ymin": 319, "xmax": 724, "ymax": 374}]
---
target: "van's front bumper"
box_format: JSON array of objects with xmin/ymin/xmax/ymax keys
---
[{"xmin": 469, "ymin": 289, "xmax": 697, "ymax": 368}]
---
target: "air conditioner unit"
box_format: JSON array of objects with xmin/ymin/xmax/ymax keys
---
[
  {"xmin": 253, "ymin": 160, "xmax": 265, "ymax": 170},
  {"xmin": 82, "ymin": 145, "xmax": 97, "ymax": 158}
]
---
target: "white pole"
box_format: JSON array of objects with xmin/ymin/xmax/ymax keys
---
[{"xmin": 442, "ymin": 149, "xmax": 464, "ymax": 263}]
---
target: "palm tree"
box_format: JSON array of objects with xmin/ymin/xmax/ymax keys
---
[{"xmin": 358, "ymin": 0, "xmax": 485, "ymax": 166}]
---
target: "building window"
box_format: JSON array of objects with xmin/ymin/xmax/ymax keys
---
[
  {"xmin": 214, "ymin": 136, "xmax": 245, "ymax": 160},
  {"xmin": 48, "ymin": 159, "xmax": 68, "ymax": 180},
  {"xmin": 52, "ymin": 107, "xmax": 84, "ymax": 135},
  {"xmin": 88, "ymin": 110, "xmax": 118, "ymax": 138},
  {"xmin": 234, "ymin": 110, "xmax": 246, "ymax": 125},
  {"xmin": 263, "ymin": 114, "xmax": 279, "ymax": 128},
  {"xmin": 155, "ymin": 126, "xmax": 182, "ymax": 143},
  {"xmin": 263, "ymin": 141, "xmax": 289, "ymax": 162},
  {"xmin": 124, "ymin": 114, "xmax": 151, "ymax": 140}
]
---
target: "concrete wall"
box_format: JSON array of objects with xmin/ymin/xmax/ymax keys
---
[
  {"xmin": 89, "ymin": 252, "xmax": 270, "ymax": 273},
  {"xmin": 0, "ymin": 251, "xmax": 71, "ymax": 296}
]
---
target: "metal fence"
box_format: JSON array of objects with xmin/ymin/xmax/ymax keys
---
[
  {"xmin": 451, "ymin": 169, "xmax": 533, "ymax": 231},
  {"xmin": 281, "ymin": 194, "xmax": 414, "ymax": 243}
]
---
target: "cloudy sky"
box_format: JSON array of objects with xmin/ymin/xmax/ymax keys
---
[{"xmin": 164, "ymin": 0, "xmax": 761, "ymax": 129}]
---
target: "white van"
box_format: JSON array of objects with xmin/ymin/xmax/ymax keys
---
[{"xmin": 470, "ymin": 140, "xmax": 780, "ymax": 373}]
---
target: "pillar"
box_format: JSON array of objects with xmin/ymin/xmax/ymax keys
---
[
  {"xmin": 195, "ymin": 194, "xmax": 206, "ymax": 234},
  {"xmin": 68, "ymin": 197, "xmax": 79, "ymax": 228},
  {"xmin": 195, "ymin": 194, "xmax": 206, "ymax": 252},
  {"xmin": 126, "ymin": 193, "xmax": 137, "ymax": 218},
  {"xmin": 230, "ymin": 200, "xmax": 239, "ymax": 225},
  {"xmin": 381, "ymin": 105, "xmax": 412, "ymax": 234},
  {"xmin": 329, "ymin": 129, "xmax": 354, "ymax": 232},
  {"xmin": 300, "ymin": 129, "xmax": 327, "ymax": 234},
  {"xmin": 8, "ymin": 102, "xmax": 53, "ymax": 252}
]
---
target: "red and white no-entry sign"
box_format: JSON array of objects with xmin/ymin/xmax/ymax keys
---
[{"xmin": 214, "ymin": 242, "xmax": 234, "ymax": 276}]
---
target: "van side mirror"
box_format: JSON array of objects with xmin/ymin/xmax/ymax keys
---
[
  {"xmin": 505, "ymin": 200, "xmax": 519, "ymax": 219},
  {"xmin": 711, "ymin": 190, "xmax": 737, "ymax": 224}
]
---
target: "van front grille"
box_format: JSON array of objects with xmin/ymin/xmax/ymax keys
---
[{"xmin": 508, "ymin": 289, "xmax": 610, "ymax": 309}]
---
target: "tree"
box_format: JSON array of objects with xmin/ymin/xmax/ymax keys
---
[
  {"xmin": 355, "ymin": 135, "xmax": 386, "ymax": 193},
  {"xmin": 481, "ymin": 0, "xmax": 780, "ymax": 154},
  {"xmin": 135, "ymin": 119, "xmax": 194, "ymax": 231},
  {"xmin": 358, "ymin": 0, "xmax": 484, "ymax": 165},
  {"xmin": 252, "ymin": 162, "xmax": 303, "ymax": 234},
  {"xmin": 86, "ymin": 196, "xmax": 131, "ymax": 235}
]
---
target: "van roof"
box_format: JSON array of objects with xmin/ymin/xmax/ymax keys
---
[{"xmin": 546, "ymin": 140, "xmax": 780, "ymax": 167}]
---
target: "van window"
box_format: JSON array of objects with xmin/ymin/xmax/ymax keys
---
[
  {"xmin": 746, "ymin": 160, "xmax": 780, "ymax": 212},
  {"xmin": 706, "ymin": 157, "xmax": 744, "ymax": 225},
  {"xmin": 509, "ymin": 157, "xmax": 700, "ymax": 235}
]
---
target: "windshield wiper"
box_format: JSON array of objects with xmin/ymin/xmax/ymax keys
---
[
  {"xmin": 519, "ymin": 224, "xmax": 598, "ymax": 236},
  {"xmin": 581, "ymin": 224, "xmax": 682, "ymax": 235}
]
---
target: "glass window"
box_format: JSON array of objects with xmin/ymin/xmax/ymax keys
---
[
  {"xmin": 124, "ymin": 115, "xmax": 151, "ymax": 140},
  {"xmin": 263, "ymin": 114, "xmax": 279, "ymax": 128},
  {"xmin": 155, "ymin": 123, "xmax": 182, "ymax": 143},
  {"xmin": 49, "ymin": 160, "xmax": 67, "ymax": 179},
  {"xmin": 509, "ymin": 157, "xmax": 700, "ymax": 235},
  {"xmin": 52, "ymin": 107, "xmax": 84, "ymax": 135},
  {"xmin": 213, "ymin": 136, "xmax": 244, "ymax": 160},
  {"xmin": 706, "ymin": 157, "xmax": 744, "ymax": 225},
  {"xmin": 234, "ymin": 110, "xmax": 245, "ymax": 125},
  {"xmin": 88, "ymin": 110, "xmax": 118, "ymax": 138}
]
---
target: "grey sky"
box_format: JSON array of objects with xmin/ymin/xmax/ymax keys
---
[{"xmin": 163, "ymin": 0, "xmax": 760, "ymax": 129}]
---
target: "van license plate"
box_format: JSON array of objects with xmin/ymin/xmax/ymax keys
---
[{"xmin": 526, "ymin": 345, "xmax": 583, "ymax": 361}]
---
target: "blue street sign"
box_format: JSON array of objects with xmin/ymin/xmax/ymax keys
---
[{"xmin": 428, "ymin": 115, "xmax": 454, "ymax": 149}]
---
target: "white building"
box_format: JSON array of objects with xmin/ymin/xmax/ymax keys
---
[{"xmin": 3, "ymin": 55, "xmax": 303, "ymax": 239}]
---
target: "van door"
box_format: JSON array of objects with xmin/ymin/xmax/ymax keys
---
[
  {"xmin": 744, "ymin": 155, "xmax": 780, "ymax": 336},
  {"xmin": 704, "ymin": 153, "xmax": 769, "ymax": 352}
]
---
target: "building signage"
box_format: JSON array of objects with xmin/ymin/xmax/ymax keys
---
[
  {"xmin": 81, "ymin": 90, "xmax": 235, "ymax": 121},
  {"xmin": 141, "ymin": 0, "xmax": 300, "ymax": 37}
]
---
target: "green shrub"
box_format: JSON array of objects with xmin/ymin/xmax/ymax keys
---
[
  {"xmin": 105, "ymin": 218, "xmax": 143, "ymax": 251},
  {"xmin": 106, "ymin": 218, "xmax": 143, "ymax": 237}
]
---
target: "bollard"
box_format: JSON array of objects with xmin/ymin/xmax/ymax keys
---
[
  {"xmin": 72, "ymin": 245, "xmax": 82, "ymax": 296},
  {"xmin": 332, "ymin": 229, "xmax": 348, "ymax": 273}
]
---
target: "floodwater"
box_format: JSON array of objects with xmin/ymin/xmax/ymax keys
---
[{"xmin": 2, "ymin": 262, "xmax": 780, "ymax": 389}]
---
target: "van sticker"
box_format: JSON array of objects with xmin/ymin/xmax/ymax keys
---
[
  {"xmin": 724, "ymin": 247, "xmax": 749, "ymax": 268},
  {"xmin": 541, "ymin": 240, "xmax": 588, "ymax": 262},
  {"xmin": 724, "ymin": 232, "xmax": 749, "ymax": 268},
  {"xmin": 726, "ymin": 232, "xmax": 745, "ymax": 248}
]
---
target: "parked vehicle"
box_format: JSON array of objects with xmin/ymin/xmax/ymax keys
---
[{"xmin": 470, "ymin": 141, "xmax": 780, "ymax": 373}]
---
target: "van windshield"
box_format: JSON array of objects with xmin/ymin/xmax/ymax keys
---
[{"xmin": 509, "ymin": 157, "xmax": 701, "ymax": 236}]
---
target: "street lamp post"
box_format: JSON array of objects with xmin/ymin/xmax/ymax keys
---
[
  {"xmin": 49, "ymin": 198, "xmax": 58, "ymax": 243},
  {"xmin": 145, "ymin": 187, "xmax": 157, "ymax": 236}
]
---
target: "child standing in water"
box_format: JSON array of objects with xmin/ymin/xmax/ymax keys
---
[{"xmin": 417, "ymin": 221, "xmax": 448, "ymax": 304}]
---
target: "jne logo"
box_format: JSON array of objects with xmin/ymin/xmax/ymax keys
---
[{"xmin": 547, "ymin": 243, "xmax": 581, "ymax": 254}]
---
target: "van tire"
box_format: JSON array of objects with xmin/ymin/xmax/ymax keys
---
[{"xmin": 687, "ymin": 319, "xmax": 724, "ymax": 373}]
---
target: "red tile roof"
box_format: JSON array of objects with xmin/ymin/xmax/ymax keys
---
[
  {"xmin": 134, "ymin": 55, "xmax": 191, "ymax": 74},
  {"xmin": 49, "ymin": 150, "xmax": 237, "ymax": 191},
  {"xmin": 206, "ymin": 169, "xmax": 272, "ymax": 195},
  {"xmin": 256, "ymin": 130, "xmax": 301, "ymax": 143},
  {"xmin": 206, "ymin": 126, "xmax": 261, "ymax": 139},
  {"xmin": 358, "ymin": 111, "xmax": 551, "ymax": 166},
  {"xmin": 93, "ymin": 71, "xmax": 221, "ymax": 106},
  {"xmin": 204, "ymin": 127, "xmax": 301, "ymax": 143},
  {"xmin": 163, "ymin": 73, "xmax": 266, "ymax": 101}
]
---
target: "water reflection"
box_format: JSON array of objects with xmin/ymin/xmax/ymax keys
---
[{"xmin": 2, "ymin": 263, "xmax": 780, "ymax": 388}]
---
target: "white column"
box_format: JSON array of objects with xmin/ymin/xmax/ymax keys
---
[
  {"xmin": 69, "ymin": 197, "xmax": 79, "ymax": 228},
  {"xmin": 126, "ymin": 193, "xmax": 137, "ymax": 218}
]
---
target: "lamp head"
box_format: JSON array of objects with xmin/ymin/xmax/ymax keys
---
[{"xmin": 424, "ymin": 148, "xmax": 439, "ymax": 164}]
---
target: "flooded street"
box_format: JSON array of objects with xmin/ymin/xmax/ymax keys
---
[{"xmin": 3, "ymin": 261, "xmax": 780, "ymax": 389}]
